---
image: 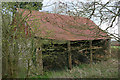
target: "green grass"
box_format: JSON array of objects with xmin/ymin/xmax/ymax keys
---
[
  {"xmin": 31, "ymin": 57, "xmax": 118, "ymax": 78},
  {"xmin": 30, "ymin": 47, "xmax": 119, "ymax": 78},
  {"xmin": 111, "ymin": 46, "xmax": 120, "ymax": 49}
]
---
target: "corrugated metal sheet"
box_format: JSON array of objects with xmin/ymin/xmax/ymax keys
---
[{"xmin": 16, "ymin": 8, "xmax": 109, "ymax": 41}]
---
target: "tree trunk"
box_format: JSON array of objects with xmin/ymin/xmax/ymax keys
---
[
  {"xmin": 0, "ymin": 2, "xmax": 2, "ymax": 79},
  {"xmin": 12, "ymin": 40, "xmax": 19, "ymax": 78},
  {"xmin": 2, "ymin": 38, "xmax": 13, "ymax": 78},
  {"xmin": 118, "ymin": 10, "xmax": 120, "ymax": 44}
]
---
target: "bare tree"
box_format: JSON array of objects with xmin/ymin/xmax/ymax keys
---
[
  {"xmin": 51, "ymin": 1, "xmax": 120, "ymax": 42},
  {"xmin": 2, "ymin": 2, "xmax": 43, "ymax": 78}
]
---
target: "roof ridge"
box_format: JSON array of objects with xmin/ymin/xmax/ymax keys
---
[{"xmin": 17, "ymin": 8, "xmax": 90, "ymax": 20}]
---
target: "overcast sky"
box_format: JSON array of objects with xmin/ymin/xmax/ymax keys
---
[{"xmin": 42, "ymin": 0, "xmax": 110, "ymax": 11}]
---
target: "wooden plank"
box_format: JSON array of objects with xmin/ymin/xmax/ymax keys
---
[
  {"xmin": 78, "ymin": 46, "xmax": 102, "ymax": 52},
  {"xmin": 68, "ymin": 41, "xmax": 72, "ymax": 70}
]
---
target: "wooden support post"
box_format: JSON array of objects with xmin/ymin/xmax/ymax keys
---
[
  {"xmin": 103, "ymin": 39, "xmax": 111, "ymax": 58},
  {"xmin": 36, "ymin": 39, "xmax": 43, "ymax": 75},
  {"xmin": 107, "ymin": 39, "xmax": 111, "ymax": 58},
  {"xmin": 90, "ymin": 40, "xmax": 93, "ymax": 65},
  {"xmin": 68, "ymin": 41, "xmax": 72, "ymax": 70}
]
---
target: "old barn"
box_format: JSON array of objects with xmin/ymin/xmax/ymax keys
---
[{"xmin": 13, "ymin": 8, "xmax": 111, "ymax": 74}]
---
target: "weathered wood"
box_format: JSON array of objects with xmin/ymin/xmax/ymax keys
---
[
  {"xmin": 103, "ymin": 39, "xmax": 111, "ymax": 58},
  {"xmin": 107, "ymin": 39, "xmax": 111, "ymax": 58},
  {"xmin": 90, "ymin": 40, "xmax": 93, "ymax": 64},
  {"xmin": 68, "ymin": 41, "xmax": 72, "ymax": 70},
  {"xmin": 78, "ymin": 46, "xmax": 102, "ymax": 52}
]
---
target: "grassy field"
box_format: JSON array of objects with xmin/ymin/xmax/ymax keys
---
[
  {"xmin": 30, "ymin": 46, "xmax": 119, "ymax": 78},
  {"xmin": 111, "ymin": 46, "xmax": 120, "ymax": 49},
  {"xmin": 31, "ymin": 58, "xmax": 118, "ymax": 78}
]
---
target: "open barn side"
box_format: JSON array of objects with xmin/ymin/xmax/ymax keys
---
[{"xmin": 41, "ymin": 38, "xmax": 111, "ymax": 70}]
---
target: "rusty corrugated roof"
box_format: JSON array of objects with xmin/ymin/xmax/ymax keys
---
[{"xmin": 17, "ymin": 8, "xmax": 109, "ymax": 41}]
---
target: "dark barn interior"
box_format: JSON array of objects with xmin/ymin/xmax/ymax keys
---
[{"xmin": 41, "ymin": 39, "xmax": 111, "ymax": 70}]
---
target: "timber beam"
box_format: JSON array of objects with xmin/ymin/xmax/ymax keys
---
[{"xmin": 67, "ymin": 41, "xmax": 72, "ymax": 70}]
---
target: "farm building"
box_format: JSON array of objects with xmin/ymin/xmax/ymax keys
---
[{"xmin": 12, "ymin": 8, "xmax": 111, "ymax": 74}]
